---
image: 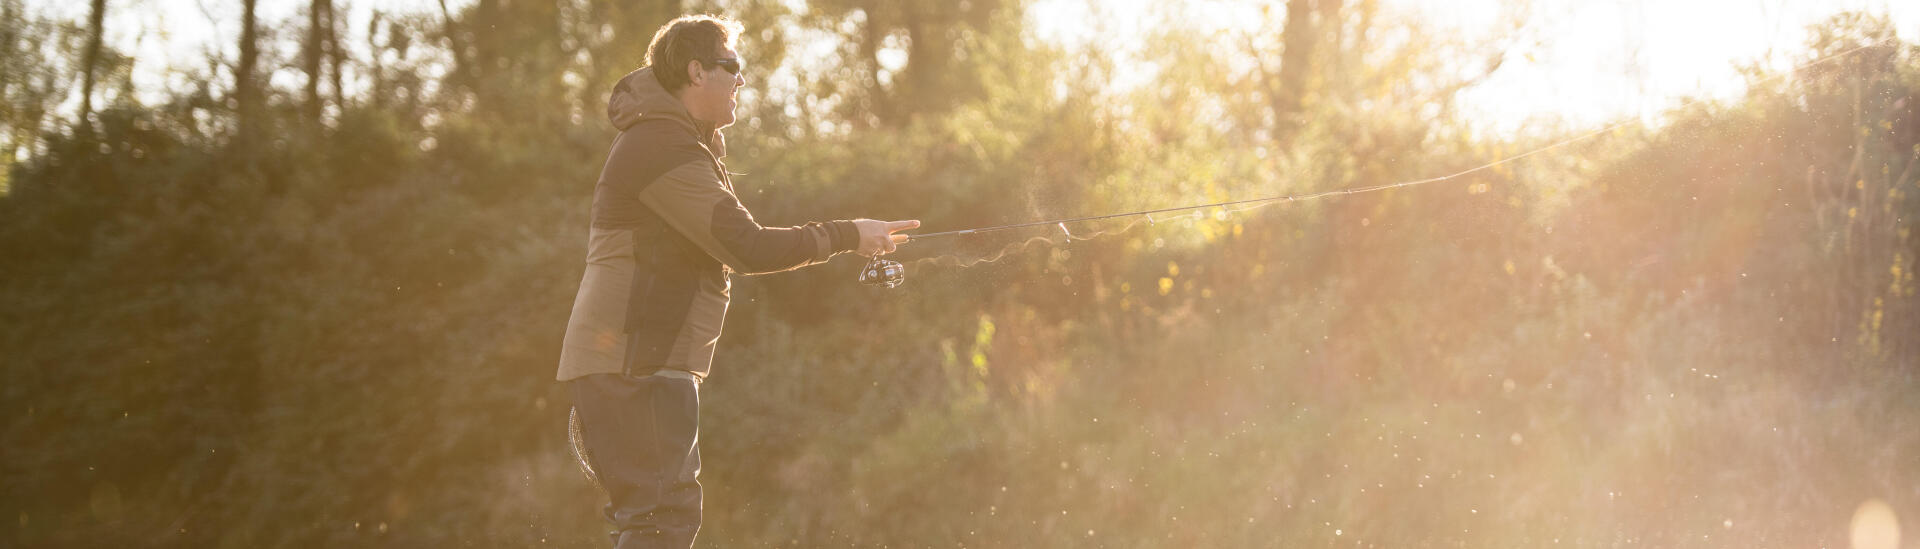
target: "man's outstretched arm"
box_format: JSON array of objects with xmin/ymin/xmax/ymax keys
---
[{"xmin": 638, "ymin": 160, "xmax": 916, "ymax": 274}]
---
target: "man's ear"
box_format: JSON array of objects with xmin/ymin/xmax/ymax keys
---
[{"xmin": 685, "ymin": 60, "xmax": 703, "ymax": 87}]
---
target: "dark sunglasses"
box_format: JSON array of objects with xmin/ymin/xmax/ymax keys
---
[{"xmin": 702, "ymin": 58, "xmax": 743, "ymax": 75}]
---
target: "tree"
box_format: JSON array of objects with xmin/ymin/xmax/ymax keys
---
[
  {"xmin": 1268, "ymin": 0, "xmax": 1338, "ymax": 147},
  {"xmin": 326, "ymin": 0, "xmax": 344, "ymax": 110},
  {"xmin": 570, "ymin": 0, "xmax": 680, "ymax": 117},
  {"xmin": 0, "ymin": 0, "xmax": 76, "ymax": 166},
  {"xmin": 77, "ymin": 0, "xmax": 104, "ymax": 132},
  {"xmin": 235, "ymin": 0, "xmax": 262, "ymax": 146},
  {"xmin": 302, "ymin": 0, "xmax": 334, "ymax": 127},
  {"xmin": 806, "ymin": 0, "xmax": 1019, "ymax": 127}
]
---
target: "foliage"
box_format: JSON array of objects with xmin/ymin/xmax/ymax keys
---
[{"xmin": 1, "ymin": 1, "xmax": 1915, "ymax": 547}]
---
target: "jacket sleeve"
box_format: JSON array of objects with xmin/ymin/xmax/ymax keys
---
[{"xmin": 637, "ymin": 159, "xmax": 860, "ymax": 275}]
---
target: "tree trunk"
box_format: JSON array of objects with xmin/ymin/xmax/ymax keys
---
[
  {"xmin": 577, "ymin": 0, "xmax": 677, "ymax": 120},
  {"xmin": 858, "ymin": 1, "xmax": 890, "ymax": 126},
  {"xmin": 326, "ymin": 0, "xmax": 344, "ymax": 110},
  {"xmin": 1273, "ymin": 0, "xmax": 1339, "ymax": 147},
  {"xmin": 236, "ymin": 0, "xmax": 262, "ymax": 145},
  {"xmin": 436, "ymin": 0, "xmax": 469, "ymax": 91},
  {"xmin": 899, "ymin": 3, "xmax": 940, "ymax": 122},
  {"xmin": 302, "ymin": 0, "xmax": 329, "ymax": 126},
  {"xmin": 78, "ymin": 0, "xmax": 105, "ymax": 131}
]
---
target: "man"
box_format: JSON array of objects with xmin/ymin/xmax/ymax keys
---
[{"xmin": 556, "ymin": 14, "xmax": 917, "ymax": 549}]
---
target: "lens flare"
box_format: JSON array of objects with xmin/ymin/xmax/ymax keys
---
[{"xmin": 1849, "ymin": 499, "xmax": 1900, "ymax": 549}]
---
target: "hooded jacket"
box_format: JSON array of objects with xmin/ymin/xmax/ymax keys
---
[{"xmin": 556, "ymin": 67, "xmax": 859, "ymax": 381}]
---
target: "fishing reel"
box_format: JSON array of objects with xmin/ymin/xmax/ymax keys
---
[{"xmin": 859, "ymin": 256, "xmax": 906, "ymax": 288}]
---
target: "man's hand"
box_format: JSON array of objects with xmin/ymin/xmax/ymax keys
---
[{"xmin": 852, "ymin": 219, "xmax": 919, "ymax": 256}]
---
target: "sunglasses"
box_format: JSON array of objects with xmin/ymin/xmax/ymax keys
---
[{"xmin": 702, "ymin": 58, "xmax": 743, "ymax": 75}]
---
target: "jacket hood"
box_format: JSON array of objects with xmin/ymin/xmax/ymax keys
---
[{"xmin": 606, "ymin": 66, "xmax": 725, "ymax": 157}]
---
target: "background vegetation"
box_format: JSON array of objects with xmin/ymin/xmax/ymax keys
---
[{"xmin": 2, "ymin": 0, "xmax": 1915, "ymax": 547}]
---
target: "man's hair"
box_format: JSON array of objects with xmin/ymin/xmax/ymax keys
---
[{"xmin": 646, "ymin": 15, "xmax": 744, "ymax": 92}]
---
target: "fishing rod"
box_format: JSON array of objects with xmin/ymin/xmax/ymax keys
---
[
  {"xmin": 906, "ymin": 195, "xmax": 1304, "ymax": 241},
  {"xmin": 906, "ymin": 178, "xmax": 1436, "ymax": 241},
  {"xmin": 856, "ymin": 178, "xmax": 1442, "ymax": 288},
  {"xmin": 855, "ymin": 37, "xmax": 1897, "ymax": 289},
  {"xmin": 858, "ymin": 144, "xmax": 1582, "ymax": 289}
]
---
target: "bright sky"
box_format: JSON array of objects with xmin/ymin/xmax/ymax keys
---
[
  {"xmin": 36, "ymin": 0, "xmax": 1920, "ymax": 136},
  {"xmin": 1446, "ymin": 0, "xmax": 1920, "ymax": 133},
  {"xmin": 1030, "ymin": 0, "xmax": 1920, "ymax": 133}
]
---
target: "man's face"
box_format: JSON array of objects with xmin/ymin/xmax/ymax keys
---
[{"xmin": 685, "ymin": 45, "xmax": 745, "ymax": 129}]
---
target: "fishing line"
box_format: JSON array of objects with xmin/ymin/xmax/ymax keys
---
[
  {"xmin": 909, "ymin": 235, "xmax": 1061, "ymax": 270},
  {"xmin": 857, "ymin": 37, "xmax": 1898, "ymax": 288}
]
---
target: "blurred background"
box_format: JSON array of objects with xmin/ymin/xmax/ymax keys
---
[{"xmin": 2, "ymin": 0, "xmax": 1917, "ymax": 547}]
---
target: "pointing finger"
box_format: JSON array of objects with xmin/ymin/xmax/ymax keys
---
[{"xmin": 885, "ymin": 220, "xmax": 921, "ymax": 233}]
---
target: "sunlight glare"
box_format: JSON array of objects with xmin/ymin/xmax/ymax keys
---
[{"xmin": 1850, "ymin": 499, "xmax": 1901, "ymax": 549}]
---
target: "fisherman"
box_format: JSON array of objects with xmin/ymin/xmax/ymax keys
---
[{"xmin": 556, "ymin": 14, "xmax": 918, "ymax": 549}]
